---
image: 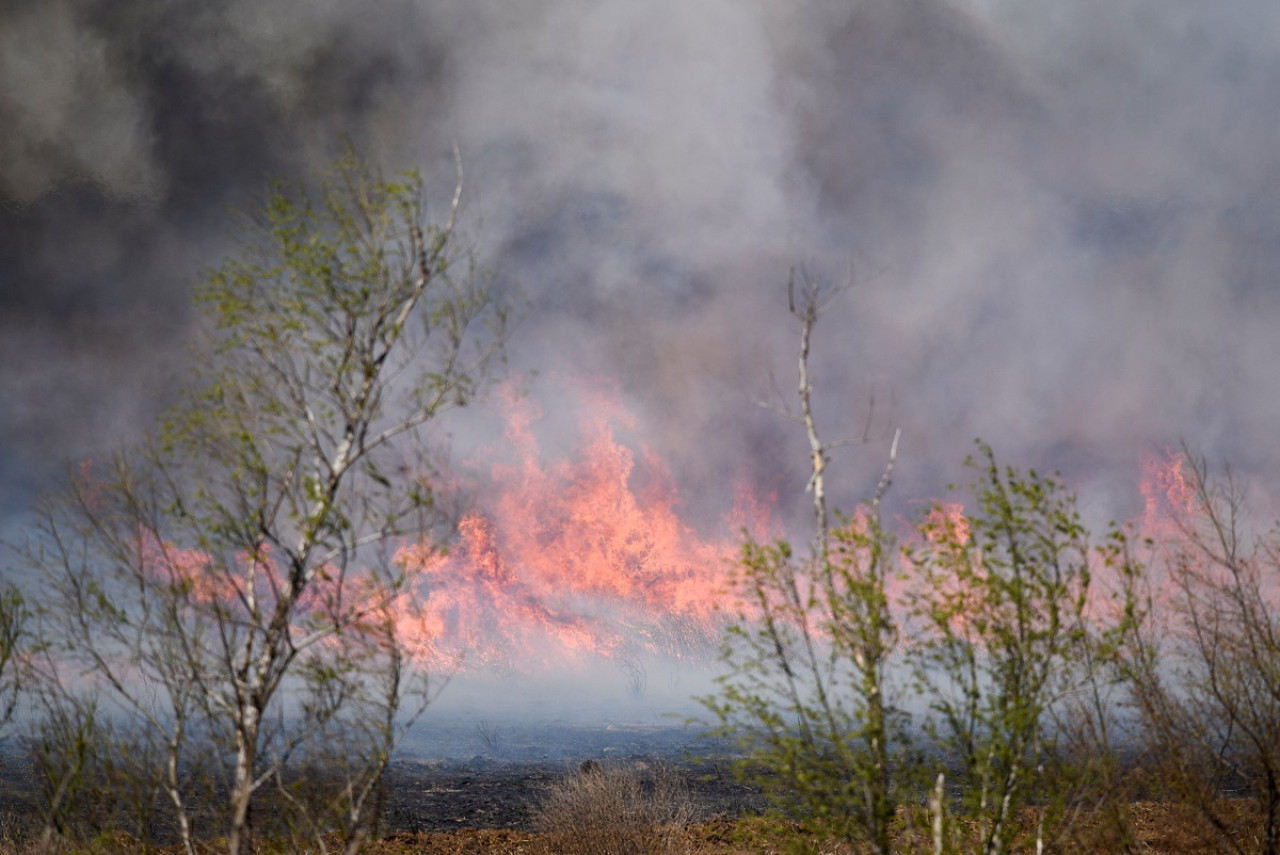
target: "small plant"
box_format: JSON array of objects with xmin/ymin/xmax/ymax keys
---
[
  {"xmin": 0, "ymin": 806, "xmax": 38, "ymax": 855},
  {"xmin": 474, "ymin": 720, "xmax": 504, "ymax": 756},
  {"xmin": 0, "ymin": 584, "xmax": 24, "ymax": 742},
  {"xmin": 534, "ymin": 760, "xmax": 695, "ymax": 855},
  {"xmin": 618, "ymin": 656, "xmax": 648, "ymax": 700}
]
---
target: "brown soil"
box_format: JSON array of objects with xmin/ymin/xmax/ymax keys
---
[{"xmin": 364, "ymin": 801, "xmax": 1259, "ymax": 855}]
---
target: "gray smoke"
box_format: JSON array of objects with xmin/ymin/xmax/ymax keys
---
[{"xmin": 4, "ymin": 0, "xmax": 1280, "ymax": 529}]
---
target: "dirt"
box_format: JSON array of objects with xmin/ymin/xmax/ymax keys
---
[
  {"xmin": 382, "ymin": 754, "xmax": 763, "ymax": 834},
  {"xmin": 1, "ymin": 721, "xmax": 1262, "ymax": 854},
  {"xmin": 0, "ymin": 721, "xmax": 766, "ymax": 843}
]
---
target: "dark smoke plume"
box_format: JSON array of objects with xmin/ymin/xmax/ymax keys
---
[{"xmin": 5, "ymin": 0, "xmax": 1280, "ymax": 529}]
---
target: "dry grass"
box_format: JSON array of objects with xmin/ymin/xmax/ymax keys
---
[
  {"xmin": 359, "ymin": 802, "xmax": 1270, "ymax": 855},
  {"xmin": 531, "ymin": 760, "xmax": 696, "ymax": 855},
  {"xmin": 0, "ymin": 792, "xmax": 1268, "ymax": 855},
  {"xmin": 0, "ymin": 809, "xmax": 37, "ymax": 855}
]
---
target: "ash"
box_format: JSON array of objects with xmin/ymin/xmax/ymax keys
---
[{"xmin": 385, "ymin": 716, "xmax": 761, "ymax": 833}]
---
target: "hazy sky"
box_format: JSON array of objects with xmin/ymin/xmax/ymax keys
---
[{"xmin": 4, "ymin": 0, "xmax": 1280, "ymax": 532}]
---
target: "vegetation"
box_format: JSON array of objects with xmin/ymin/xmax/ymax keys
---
[
  {"xmin": 0, "ymin": 584, "xmax": 24, "ymax": 741},
  {"xmin": 2, "ymin": 200, "xmax": 1280, "ymax": 854},
  {"xmin": 533, "ymin": 760, "xmax": 695, "ymax": 855},
  {"xmin": 906, "ymin": 445, "xmax": 1140, "ymax": 855},
  {"xmin": 0, "ymin": 786, "xmax": 1271, "ymax": 855},
  {"xmin": 702, "ymin": 275, "xmax": 903, "ymax": 853},
  {"xmin": 1123, "ymin": 451, "xmax": 1280, "ymax": 855},
  {"xmin": 704, "ymin": 275, "xmax": 1143, "ymax": 854},
  {"xmin": 18, "ymin": 151, "xmax": 507, "ymax": 855},
  {"xmin": 700, "ymin": 278, "xmax": 1280, "ymax": 855}
]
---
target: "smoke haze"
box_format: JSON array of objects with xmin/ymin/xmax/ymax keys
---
[{"xmin": 5, "ymin": 0, "xmax": 1280, "ymax": 531}]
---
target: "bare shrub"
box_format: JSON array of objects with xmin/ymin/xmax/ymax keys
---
[
  {"xmin": 534, "ymin": 760, "xmax": 695, "ymax": 855},
  {"xmin": 618, "ymin": 656, "xmax": 648, "ymax": 700},
  {"xmin": 0, "ymin": 807, "xmax": 38, "ymax": 855},
  {"xmin": 1122, "ymin": 450, "xmax": 1280, "ymax": 855},
  {"xmin": 473, "ymin": 720, "xmax": 504, "ymax": 756}
]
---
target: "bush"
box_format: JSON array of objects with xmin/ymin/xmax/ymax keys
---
[{"xmin": 533, "ymin": 760, "xmax": 695, "ymax": 855}]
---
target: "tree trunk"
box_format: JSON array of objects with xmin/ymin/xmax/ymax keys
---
[{"xmin": 227, "ymin": 709, "xmax": 260, "ymax": 855}]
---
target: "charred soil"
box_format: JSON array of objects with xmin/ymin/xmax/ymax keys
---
[{"xmin": 0, "ymin": 723, "xmax": 1267, "ymax": 854}]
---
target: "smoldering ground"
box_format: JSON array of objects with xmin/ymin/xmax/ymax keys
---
[{"xmin": 4, "ymin": 0, "xmax": 1280, "ymax": 534}]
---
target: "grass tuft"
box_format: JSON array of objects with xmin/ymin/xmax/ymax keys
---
[{"xmin": 533, "ymin": 760, "xmax": 695, "ymax": 855}]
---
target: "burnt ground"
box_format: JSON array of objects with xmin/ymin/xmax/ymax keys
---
[
  {"xmin": 0, "ymin": 721, "xmax": 1268, "ymax": 854},
  {"xmin": 0, "ymin": 720, "xmax": 766, "ymax": 837},
  {"xmin": 384, "ymin": 720, "xmax": 765, "ymax": 833},
  {"xmin": 382, "ymin": 757, "xmax": 761, "ymax": 833}
]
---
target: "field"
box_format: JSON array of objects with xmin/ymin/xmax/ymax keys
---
[{"xmin": 0, "ymin": 720, "xmax": 1264, "ymax": 855}]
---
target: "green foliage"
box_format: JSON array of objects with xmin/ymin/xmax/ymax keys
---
[
  {"xmin": 706, "ymin": 440, "xmax": 1142, "ymax": 855},
  {"xmin": 28, "ymin": 150, "xmax": 505, "ymax": 855},
  {"xmin": 703, "ymin": 510, "xmax": 902, "ymax": 853},
  {"xmin": 162, "ymin": 153, "xmax": 502, "ymax": 560},
  {"xmin": 907, "ymin": 442, "xmax": 1138, "ymax": 855}
]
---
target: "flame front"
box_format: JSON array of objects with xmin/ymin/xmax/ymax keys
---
[{"xmin": 402, "ymin": 383, "xmax": 764, "ymax": 672}]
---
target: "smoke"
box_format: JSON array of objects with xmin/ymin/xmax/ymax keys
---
[{"xmin": 5, "ymin": 0, "xmax": 1280, "ymax": 532}]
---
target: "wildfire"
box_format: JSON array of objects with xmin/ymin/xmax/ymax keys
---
[
  {"xmin": 1139, "ymin": 448, "xmax": 1196, "ymax": 543},
  {"xmin": 116, "ymin": 383, "xmax": 1248, "ymax": 678},
  {"xmin": 920, "ymin": 501, "xmax": 970, "ymax": 547},
  {"xmin": 401, "ymin": 382, "xmax": 766, "ymax": 672}
]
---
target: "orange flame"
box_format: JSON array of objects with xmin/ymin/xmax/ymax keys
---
[
  {"xmin": 1139, "ymin": 448, "xmax": 1196, "ymax": 544},
  {"xmin": 921, "ymin": 501, "xmax": 970, "ymax": 547},
  {"xmin": 134, "ymin": 531, "xmax": 398, "ymax": 645},
  {"xmin": 400, "ymin": 381, "xmax": 768, "ymax": 671},
  {"xmin": 1133, "ymin": 447, "xmax": 1280, "ymax": 615},
  {"xmin": 106, "ymin": 392, "xmax": 1260, "ymax": 678}
]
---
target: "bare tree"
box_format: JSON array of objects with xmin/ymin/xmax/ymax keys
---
[
  {"xmin": 27, "ymin": 151, "xmax": 506, "ymax": 855},
  {"xmin": 1123, "ymin": 450, "xmax": 1280, "ymax": 855}
]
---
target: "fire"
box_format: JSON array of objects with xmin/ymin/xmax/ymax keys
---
[
  {"xmin": 401, "ymin": 382, "xmax": 765, "ymax": 672},
  {"xmin": 1134, "ymin": 446, "xmax": 1280, "ymax": 614},
  {"xmin": 920, "ymin": 501, "xmax": 970, "ymax": 547},
  {"xmin": 109, "ymin": 387, "xmax": 1250, "ymax": 678},
  {"xmin": 135, "ymin": 531, "xmax": 401, "ymax": 644},
  {"xmin": 1139, "ymin": 448, "xmax": 1196, "ymax": 543},
  {"xmin": 72, "ymin": 383, "xmax": 769, "ymax": 677}
]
